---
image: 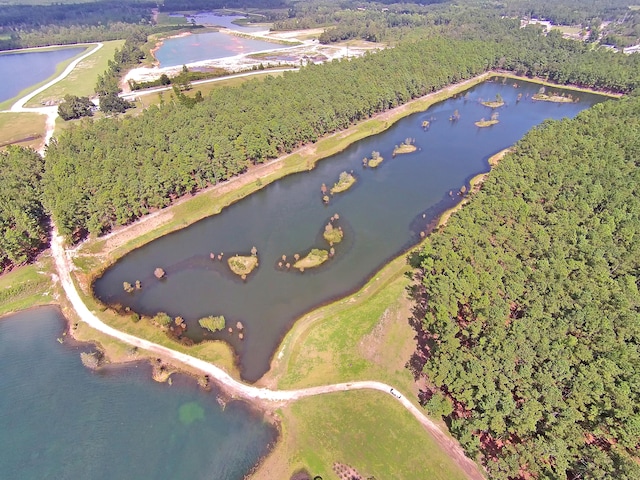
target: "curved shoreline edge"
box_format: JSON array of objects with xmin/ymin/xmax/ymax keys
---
[{"xmin": 51, "ymin": 227, "xmax": 485, "ymax": 480}]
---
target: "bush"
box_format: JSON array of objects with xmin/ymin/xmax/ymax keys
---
[
  {"xmin": 198, "ymin": 315, "xmax": 226, "ymax": 332},
  {"xmin": 153, "ymin": 312, "xmax": 171, "ymax": 326}
]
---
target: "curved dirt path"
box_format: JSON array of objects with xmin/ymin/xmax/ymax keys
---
[
  {"xmin": 50, "ymin": 228, "xmax": 484, "ymax": 480},
  {"xmin": 10, "ymin": 42, "xmax": 103, "ymax": 111},
  {"xmin": 4, "ymin": 43, "xmax": 103, "ymax": 155}
]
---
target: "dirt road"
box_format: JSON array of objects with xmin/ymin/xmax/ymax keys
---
[{"xmin": 51, "ymin": 227, "xmax": 484, "ymax": 480}]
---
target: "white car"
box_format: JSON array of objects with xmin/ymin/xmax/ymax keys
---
[{"xmin": 389, "ymin": 388, "xmax": 402, "ymax": 399}]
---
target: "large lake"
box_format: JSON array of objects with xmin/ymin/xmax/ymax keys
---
[
  {"xmin": 0, "ymin": 307, "xmax": 276, "ymax": 480},
  {"xmin": 94, "ymin": 79, "xmax": 607, "ymax": 382},
  {"xmin": 154, "ymin": 32, "xmax": 289, "ymax": 68},
  {"xmin": 0, "ymin": 46, "xmax": 86, "ymax": 104}
]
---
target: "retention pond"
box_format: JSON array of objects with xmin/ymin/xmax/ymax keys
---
[
  {"xmin": 94, "ymin": 78, "xmax": 607, "ymax": 382},
  {"xmin": 0, "ymin": 306, "xmax": 276, "ymax": 480}
]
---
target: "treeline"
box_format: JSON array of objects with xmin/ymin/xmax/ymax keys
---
[
  {"xmin": 158, "ymin": 0, "xmax": 287, "ymax": 11},
  {"xmin": 496, "ymin": 0, "xmax": 633, "ymax": 24},
  {"xmin": 42, "ymin": 22, "xmax": 640, "ymax": 240},
  {"xmin": 43, "ymin": 37, "xmax": 497, "ymax": 239},
  {"xmin": 0, "ymin": 1, "xmax": 153, "ymax": 50},
  {"xmin": 410, "ymin": 94, "xmax": 640, "ymax": 479},
  {"xmin": 0, "ymin": 147, "xmax": 47, "ymax": 273}
]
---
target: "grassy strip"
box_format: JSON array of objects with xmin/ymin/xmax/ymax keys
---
[
  {"xmin": 494, "ymin": 72, "xmax": 622, "ymax": 98},
  {"xmin": 0, "ymin": 257, "xmax": 54, "ymax": 317},
  {"xmin": 251, "ymin": 391, "xmax": 468, "ymax": 480},
  {"xmin": 265, "ymin": 255, "xmax": 416, "ymax": 391},
  {"xmin": 0, "ymin": 45, "xmax": 92, "ymax": 111},
  {"xmin": 0, "ymin": 112, "xmax": 47, "ymax": 150},
  {"xmin": 27, "ymin": 40, "xmax": 125, "ymax": 107},
  {"xmin": 125, "ymin": 71, "xmax": 285, "ymax": 113}
]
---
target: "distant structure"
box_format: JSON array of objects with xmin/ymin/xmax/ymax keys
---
[{"xmin": 623, "ymin": 44, "xmax": 640, "ymax": 54}]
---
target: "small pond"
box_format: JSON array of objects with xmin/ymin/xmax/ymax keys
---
[
  {"xmin": 94, "ymin": 79, "xmax": 608, "ymax": 382},
  {"xmin": 154, "ymin": 31, "xmax": 289, "ymax": 68},
  {"xmin": 0, "ymin": 46, "xmax": 86, "ymax": 104},
  {"xmin": 0, "ymin": 306, "xmax": 276, "ymax": 480}
]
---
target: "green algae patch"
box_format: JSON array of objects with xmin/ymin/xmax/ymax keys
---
[{"xmin": 179, "ymin": 401, "xmax": 205, "ymax": 426}]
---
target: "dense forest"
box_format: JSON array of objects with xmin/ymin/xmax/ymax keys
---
[
  {"xmin": 42, "ymin": 20, "xmax": 640, "ymax": 241},
  {"xmin": 0, "ymin": 147, "xmax": 47, "ymax": 272},
  {"xmin": 0, "ymin": 0, "xmax": 154, "ymax": 50},
  {"xmin": 410, "ymin": 93, "xmax": 640, "ymax": 479}
]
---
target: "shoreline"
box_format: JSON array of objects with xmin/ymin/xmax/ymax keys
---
[
  {"xmin": 72, "ymin": 73, "xmax": 613, "ymax": 380},
  {"xmin": 3, "ymin": 72, "xmax": 612, "ymax": 480}
]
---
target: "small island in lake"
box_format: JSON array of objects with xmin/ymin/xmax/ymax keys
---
[
  {"xmin": 330, "ymin": 171, "xmax": 356, "ymax": 194},
  {"xmin": 227, "ymin": 249, "xmax": 259, "ymax": 278},
  {"xmin": 475, "ymin": 111, "xmax": 499, "ymax": 127},
  {"xmin": 532, "ymin": 86, "xmax": 576, "ymax": 103},
  {"xmin": 393, "ymin": 138, "xmax": 417, "ymax": 155},
  {"xmin": 323, "ymin": 214, "xmax": 343, "ymax": 244},
  {"xmin": 199, "ymin": 315, "xmax": 226, "ymax": 332},
  {"xmin": 532, "ymin": 93, "xmax": 575, "ymax": 103},
  {"xmin": 481, "ymin": 93, "xmax": 504, "ymax": 108},
  {"xmin": 293, "ymin": 248, "xmax": 329, "ymax": 271},
  {"xmin": 366, "ymin": 151, "xmax": 384, "ymax": 168}
]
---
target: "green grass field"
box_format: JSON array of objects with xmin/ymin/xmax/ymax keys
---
[
  {"xmin": 27, "ymin": 40, "xmax": 125, "ymax": 107},
  {"xmin": 253, "ymin": 391, "xmax": 468, "ymax": 480},
  {"xmin": 0, "ymin": 112, "xmax": 47, "ymax": 150},
  {"xmin": 268, "ymin": 255, "xmax": 417, "ymax": 392},
  {"xmin": 126, "ymin": 71, "xmax": 285, "ymax": 113},
  {"xmin": 0, "ymin": 258, "xmax": 54, "ymax": 317}
]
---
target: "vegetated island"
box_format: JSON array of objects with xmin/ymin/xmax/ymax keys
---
[
  {"xmin": 475, "ymin": 111, "xmax": 500, "ymax": 127},
  {"xmin": 481, "ymin": 93, "xmax": 504, "ymax": 108},
  {"xmin": 293, "ymin": 248, "xmax": 329, "ymax": 271},
  {"xmin": 323, "ymin": 214, "xmax": 343, "ymax": 245},
  {"xmin": 532, "ymin": 92, "xmax": 576, "ymax": 103},
  {"xmin": 393, "ymin": 138, "xmax": 417, "ymax": 155},
  {"xmin": 330, "ymin": 171, "xmax": 356, "ymax": 194},
  {"xmin": 365, "ymin": 151, "xmax": 384, "ymax": 168},
  {"xmin": 199, "ymin": 315, "xmax": 226, "ymax": 333},
  {"xmin": 227, "ymin": 250, "xmax": 259, "ymax": 279}
]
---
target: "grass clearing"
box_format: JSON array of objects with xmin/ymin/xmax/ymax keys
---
[
  {"xmin": 251, "ymin": 391, "xmax": 468, "ymax": 480},
  {"xmin": 266, "ymin": 255, "xmax": 417, "ymax": 392},
  {"xmin": 27, "ymin": 40, "xmax": 125, "ymax": 107},
  {"xmin": 0, "ymin": 256, "xmax": 54, "ymax": 317},
  {"xmin": 0, "ymin": 112, "xmax": 47, "ymax": 150},
  {"xmin": 127, "ymin": 71, "xmax": 285, "ymax": 113}
]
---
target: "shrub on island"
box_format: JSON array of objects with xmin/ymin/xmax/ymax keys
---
[
  {"xmin": 199, "ymin": 315, "xmax": 226, "ymax": 333},
  {"xmin": 330, "ymin": 171, "xmax": 356, "ymax": 194},
  {"xmin": 227, "ymin": 254, "xmax": 259, "ymax": 277},
  {"xmin": 393, "ymin": 138, "xmax": 417, "ymax": 155},
  {"xmin": 293, "ymin": 249, "xmax": 329, "ymax": 271},
  {"xmin": 367, "ymin": 151, "xmax": 383, "ymax": 168}
]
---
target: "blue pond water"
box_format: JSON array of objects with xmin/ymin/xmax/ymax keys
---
[
  {"xmin": 155, "ymin": 31, "xmax": 289, "ymax": 68},
  {"xmin": 0, "ymin": 46, "xmax": 85, "ymax": 104},
  {"xmin": 0, "ymin": 306, "xmax": 276, "ymax": 480}
]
